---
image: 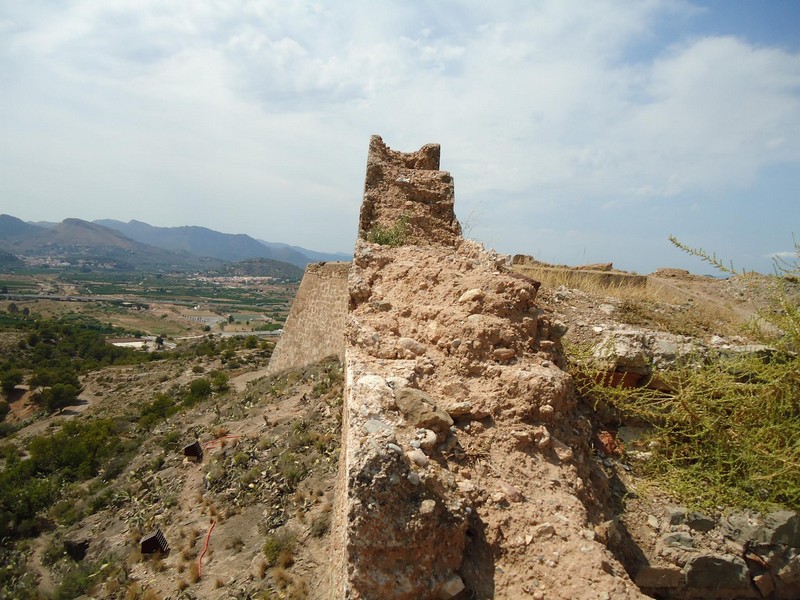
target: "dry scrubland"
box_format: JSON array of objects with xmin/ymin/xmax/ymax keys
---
[{"xmin": 0, "ymin": 249, "xmax": 798, "ymax": 599}]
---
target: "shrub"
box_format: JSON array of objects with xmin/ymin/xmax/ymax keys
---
[
  {"xmin": 572, "ymin": 237, "xmax": 800, "ymax": 510},
  {"xmin": 365, "ymin": 214, "xmax": 410, "ymax": 247},
  {"xmin": 263, "ymin": 528, "xmax": 297, "ymax": 567}
]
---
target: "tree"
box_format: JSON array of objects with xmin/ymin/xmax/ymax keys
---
[
  {"xmin": 40, "ymin": 384, "xmax": 81, "ymax": 414},
  {"xmin": 1, "ymin": 369, "xmax": 23, "ymax": 397},
  {"xmin": 155, "ymin": 336, "xmax": 164, "ymax": 348},
  {"xmin": 7, "ymin": 303, "xmax": 18, "ymax": 314}
]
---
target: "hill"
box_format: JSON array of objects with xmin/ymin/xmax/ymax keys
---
[
  {"xmin": 209, "ymin": 257, "xmax": 304, "ymax": 281},
  {"xmin": 0, "ymin": 217, "xmax": 222, "ymax": 271},
  {"xmin": 96, "ymin": 219, "xmax": 349, "ymax": 267}
]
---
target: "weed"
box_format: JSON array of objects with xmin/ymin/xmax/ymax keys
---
[
  {"xmin": 263, "ymin": 528, "xmax": 297, "ymax": 567},
  {"xmin": 271, "ymin": 566, "xmax": 293, "ymax": 589},
  {"xmin": 571, "ymin": 237, "xmax": 800, "ymax": 510},
  {"xmin": 365, "ymin": 214, "xmax": 410, "ymax": 247},
  {"xmin": 188, "ymin": 560, "xmax": 200, "ymax": 583},
  {"xmin": 310, "ymin": 510, "xmax": 331, "ymax": 537}
]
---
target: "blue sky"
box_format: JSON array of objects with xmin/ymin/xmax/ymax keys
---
[{"xmin": 1, "ymin": 1, "xmax": 798, "ymax": 274}]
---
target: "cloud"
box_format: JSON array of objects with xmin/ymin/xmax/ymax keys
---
[
  {"xmin": 767, "ymin": 251, "xmax": 798, "ymax": 259},
  {"xmin": 1, "ymin": 0, "xmax": 799, "ymax": 270}
]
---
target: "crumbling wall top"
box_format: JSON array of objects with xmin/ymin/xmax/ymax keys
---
[{"xmin": 358, "ymin": 135, "xmax": 461, "ymax": 247}]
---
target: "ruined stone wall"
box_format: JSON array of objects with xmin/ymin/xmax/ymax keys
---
[
  {"xmin": 331, "ymin": 137, "xmax": 647, "ymax": 600},
  {"xmin": 358, "ymin": 135, "xmax": 461, "ymax": 246},
  {"xmin": 265, "ymin": 261, "xmax": 350, "ymax": 376}
]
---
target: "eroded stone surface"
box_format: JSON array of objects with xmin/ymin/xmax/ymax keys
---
[{"xmin": 336, "ymin": 137, "xmax": 645, "ymax": 599}]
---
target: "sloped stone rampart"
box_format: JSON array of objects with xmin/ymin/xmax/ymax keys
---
[{"xmin": 265, "ymin": 261, "xmax": 349, "ymax": 375}]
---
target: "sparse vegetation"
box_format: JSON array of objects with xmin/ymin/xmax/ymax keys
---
[
  {"xmin": 571, "ymin": 238, "xmax": 800, "ymax": 510},
  {"xmin": 263, "ymin": 528, "xmax": 297, "ymax": 567},
  {"xmin": 366, "ymin": 214, "xmax": 410, "ymax": 247}
]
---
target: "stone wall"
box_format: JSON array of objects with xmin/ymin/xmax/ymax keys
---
[
  {"xmin": 332, "ymin": 137, "xmax": 646, "ymax": 599},
  {"xmin": 265, "ymin": 261, "xmax": 350, "ymax": 376},
  {"xmin": 358, "ymin": 135, "xmax": 461, "ymax": 247}
]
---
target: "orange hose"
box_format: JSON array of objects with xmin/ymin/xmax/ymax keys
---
[{"xmin": 197, "ymin": 519, "xmax": 216, "ymax": 579}]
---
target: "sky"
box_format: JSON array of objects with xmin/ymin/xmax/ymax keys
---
[{"xmin": 1, "ymin": 1, "xmax": 799, "ymax": 274}]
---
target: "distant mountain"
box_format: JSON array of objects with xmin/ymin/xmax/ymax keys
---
[
  {"xmin": 0, "ymin": 216, "xmax": 223, "ymax": 271},
  {"xmin": 96, "ymin": 219, "xmax": 350, "ymax": 267},
  {"xmin": 0, "ymin": 214, "xmax": 349, "ymax": 274},
  {"xmin": 0, "ymin": 214, "xmax": 42, "ymax": 238}
]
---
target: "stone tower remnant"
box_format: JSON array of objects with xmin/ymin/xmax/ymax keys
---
[{"xmin": 358, "ymin": 135, "xmax": 461, "ymax": 247}]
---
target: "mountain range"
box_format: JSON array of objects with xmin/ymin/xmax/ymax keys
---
[{"xmin": 0, "ymin": 214, "xmax": 350, "ymax": 278}]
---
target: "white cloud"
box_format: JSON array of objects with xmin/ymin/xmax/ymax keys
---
[{"xmin": 1, "ymin": 0, "xmax": 799, "ymax": 269}]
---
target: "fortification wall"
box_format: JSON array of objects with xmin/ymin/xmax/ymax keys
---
[
  {"xmin": 331, "ymin": 137, "xmax": 646, "ymax": 600},
  {"xmin": 265, "ymin": 261, "xmax": 350, "ymax": 376}
]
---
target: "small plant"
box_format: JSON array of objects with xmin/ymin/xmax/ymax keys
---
[
  {"xmin": 310, "ymin": 510, "xmax": 331, "ymax": 537},
  {"xmin": 365, "ymin": 214, "xmax": 410, "ymax": 247},
  {"xmin": 571, "ymin": 237, "xmax": 800, "ymax": 511},
  {"xmin": 188, "ymin": 560, "xmax": 200, "ymax": 583},
  {"xmin": 263, "ymin": 528, "xmax": 297, "ymax": 567}
]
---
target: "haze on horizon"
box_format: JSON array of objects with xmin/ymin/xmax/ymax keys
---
[{"xmin": 1, "ymin": 1, "xmax": 799, "ymax": 275}]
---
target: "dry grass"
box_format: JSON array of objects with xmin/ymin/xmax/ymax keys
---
[
  {"xmin": 524, "ymin": 264, "xmax": 742, "ymax": 338},
  {"xmin": 188, "ymin": 560, "xmax": 200, "ymax": 583}
]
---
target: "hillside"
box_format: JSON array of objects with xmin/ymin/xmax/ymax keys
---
[
  {"xmin": 0, "ymin": 217, "xmax": 222, "ymax": 271},
  {"xmin": 208, "ymin": 257, "xmax": 304, "ymax": 281},
  {"xmin": 0, "ymin": 216, "xmax": 311, "ymax": 277},
  {"xmin": 96, "ymin": 219, "xmax": 349, "ymax": 267}
]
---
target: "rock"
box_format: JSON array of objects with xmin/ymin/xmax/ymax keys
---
[
  {"xmin": 438, "ymin": 573, "xmax": 465, "ymax": 599},
  {"xmin": 685, "ymin": 511, "xmax": 716, "ymax": 533},
  {"xmin": 364, "ymin": 419, "xmax": 389, "ymax": 434},
  {"xmin": 647, "ymin": 515, "xmax": 660, "ymax": 530},
  {"xmin": 532, "ymin": 425, "xmax": 551, "ymax": 449},
  {"xmin": 550, "ymin": 320, "xmax": 569, "ymax": 339},
  {"xmin": 387, "ymin": 443, "xmax": 402, "ymax": 454},
  {"xmin": 722, "ymin": 511, "xmax": 763, "ymax": 545},
  {"xmin": 445, "ymin": 401, "xmax": 473, "ymax": 418},
  {"xmin": 684, "ymin": 554, "xmax": 749, "ymax": 587},
  {"xmin": 498, "ymin": 481, "xmax": 524, "ymax": 502},
  {"xmin": 397, "ymin": 336, "xmax": 426, "ymax": 356},
  {"xmin": 661, "ymin": 532, "xmax": 694, "ymax": 549},
  {"xmin": 634, "ymin": 566, "xmax": 682, "ymax": 588},
  {"xmin": 395, "ymin": 388, "xmax": 453, "ymax": 432},
  {"xmin": 763, "ymin": 510, "xmax": 800, "ymax": 547},
  {"xmin": 550, "ymin": 437, "xmax": 573, "ymax": 462},
  {"xmin": 667, "ymin": 506, "xmax": 687, "ymax": 525},
  {"xmin": 593, "ymin": 329, "xmax": 651, "ymax": 374},
  {"xmin": 458, "ymin": 288, "xmax": 484, "ymax": 304},
  {"xmin": 777, "ymin": 552, "xmax": 800, "ymax": 585},
  {"xmin": 492, "ymin": 348, "xmax": 516, "ymax": 361},
  {"xmin": 420, "ymin": 499, "xmax": 436, "ymax": 515},
  {"xmin": 753, "ymin": 572, "xmax": 775, "ymax": 597},
  {"xmin": 407, "ymin": 448, "xmax": 429, "ymax": 467},
  {"xmin": 417, "ymin": 428, "xmax": 438, "ymax": 451},
  {"xmin": 532, "ymin": 523, "xmax": 555, "ymax": 540}
]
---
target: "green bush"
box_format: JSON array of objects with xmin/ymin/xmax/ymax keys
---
[
  {"xmin": 263, "ymin": 528, "xmax": 297, "ymax": 566},
  {"xmin": 365, "ymin": 214, "xmax": 410, "ymax": 247},
  {"xmin": 572, "ymin": 237, "xmax": 800, "ymax": 510}
]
